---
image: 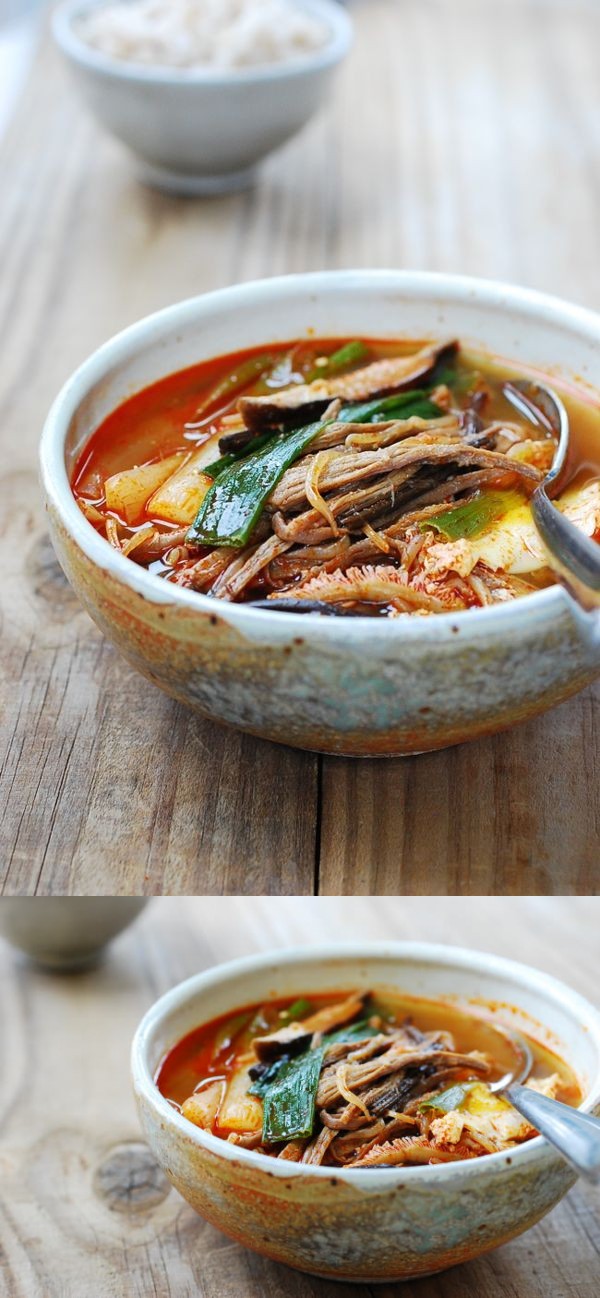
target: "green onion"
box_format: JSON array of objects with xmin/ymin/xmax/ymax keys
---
[
  {"xmin": 307, "ymin": 339, "xmax": 370, "ymax": 382},
  {"xmin": 203, "ymin": 432, "xmax": 274, "ymax": 481},
  {"xmin": 419, "ymin": 1082, "xmax": 478, "ymax": 1113},
  {"xmin": 202, "ymin": 453, "xmax": 236, "ymax": 479},
  {"xmin": 260, "ymin": 1020, "xmax": 375, "ymax": 1143},
  {"xmin": 338, "ymin": 390, "xmax": 442, "ymax": 424},
  {"xmin": 428, "ymin": 354, "xmax": 475, "ymax": 389},
  {"xmin": 279, "ymin": 997, "xmax": 313, "ymax": 1023},
  {"xmin": 421, "ymin": 489, "xmax": 526, "ymax": 541},
  {"xmin": 262, "ymin": 1046, "xmax": 326, "ymax": 1142},
  {"xmin": 324, "ymin": 1019, "xmax": 374, "ymax": 1046},
  {"xmin": 195, "ymin": 353, "xmax": 275, "ymax": 418},
  {"xmin": 187, "ymin": 419, "xmax": 325, "ymax": 548},
  {"xmin": 249, "ymin": 1018, "xmax": 374, "ymax": 1100},
  {"xmin": 205, "ymin": 393, "xmax": 441, "ymax": 482},
  {"xmin": 248, "ymin": 1058, "xmax": 289, "ymax": 1098},
  {"xmin": 189, "ymin": 388, "xmax": 443, "ymax": 547}
]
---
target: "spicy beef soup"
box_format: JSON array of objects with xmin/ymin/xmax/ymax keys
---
[
  {"xmin": 72, "ymin": 336, "xmax": 600, "ymax": 618},
  {"xmin": 156, "ymin": 989, "xmax": 581, "ymax": 1168}
]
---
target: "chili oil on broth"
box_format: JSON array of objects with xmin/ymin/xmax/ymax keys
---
[
  {"xmin": 71, "ymin": 337, "xmax": 600, "ymax": 615},
  {"xmin": 72, "ymin": 338, "xmax": 434, "ymax": 488},
  {"xmin": 155, "ymin": 989, "xmax": 581, "ymax": 1165}
]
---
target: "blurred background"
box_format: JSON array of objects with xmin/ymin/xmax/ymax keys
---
[
  {"xmin": 0, "ymin": 0, "xmax": 42, "ymax": 136},
  {"xmin": 1, "ymin": 0, "xmax": 599, "ymax": 303}
]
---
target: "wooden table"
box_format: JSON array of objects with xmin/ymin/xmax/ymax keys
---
[
  {"xmin": 0, "ymin": 896, "xmax": 598, "ymax": 1297},
  {"xmin": 1, "ymin": 1, "xmax": 600, "ymax": 895}
]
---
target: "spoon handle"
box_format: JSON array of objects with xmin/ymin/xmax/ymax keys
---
[{"xmin": 506, "ymin": 1084, "xmax": 600, "ymax": 1183}]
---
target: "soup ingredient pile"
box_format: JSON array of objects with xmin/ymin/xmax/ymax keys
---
[
  {"xmin": 74, "ymin": 336, "xmax": 600, "ymax": 617},
  {"xmin": 162, "ymin": 993, "xmax": 577, "ymax": 1166}
]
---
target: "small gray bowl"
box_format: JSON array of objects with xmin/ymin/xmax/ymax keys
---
[
  {"xmin": 0, "ymin": 898, "xmax": 148, "ymax": 969},
  {"xmin": 52, "ymin": 0, "xmax": 353, "ymax": 194}
]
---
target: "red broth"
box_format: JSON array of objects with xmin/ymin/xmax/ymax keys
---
[{"xmin": 73, "ymin": 339, "xmax": 437, "ymax": 495}]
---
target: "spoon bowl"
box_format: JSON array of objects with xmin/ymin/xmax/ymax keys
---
[
  {"xmin": 489, "ymin": 1023, "xmax": 600, "ymax": 1184},
  {"xmin": 503, "ymin": 378, "xmax": 600, "ymax": 613},
  {"xmin": 488, "ymin": 1026, "xmax": 533, "ymax": 1093}
]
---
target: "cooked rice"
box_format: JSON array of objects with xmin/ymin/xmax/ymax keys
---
[{"xmin": 77, "ymin": 0, "xmax": 330, "ymax": 71}]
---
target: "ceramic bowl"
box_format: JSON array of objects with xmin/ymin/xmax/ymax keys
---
[
  {"xmin": 0, "ymin": 898, "xmax": 148, "ymax": 969},
  {"xmin": 39, "ymin": 270, "xmax": 600, "ymax": 757},
  {"xmin": 131, "ymin": 942, "xmax": 600, "ymax": 1283},
  {"xmin": 52, "ymin": 0, "xmax": 353, "ymax": 194}
]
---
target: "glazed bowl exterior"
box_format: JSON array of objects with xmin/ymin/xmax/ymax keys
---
[
  {"xmin": 52, "ymin": 0, "xmax": 352, "ymax": 194},
  {"xmin": 131, "ymin": 942, "xmax": 600, "ymax": 1283},
  {"xmin": 40, "ymin": 271, "xmax": 600, "ymax": 756}
]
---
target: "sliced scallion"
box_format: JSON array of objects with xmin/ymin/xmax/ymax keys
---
[
  {"xmin": 307, "ymin": 339, "xmax": 370, "ymax": 382},
  {"xmin": 338, "ymin": 390, "xmax": 442, "ymax": 424},
  {"xmin": 421, "ymin": 489, "xmax": 526, "ymax": 541},
  {"xmin": 261, "ymin": 1046, "xmax": 326, "ymax": 1142},
  {"xmin": 419, "ymin": 1082, "xmax": 478, "ymax": 1113},
  {"xmin": 202, "ymin": 431, "xmax": 274, "ymax": 480},
  {"xmin": 188, "ymin": 389, "xmax": 444, "ymax": 547},
  {"xmin": 260, "ymin": 1020, "xmax": 375, "ymax": 1143},
  {"xmin": 279, "ymin": 997, "xmax": 313, "ymax": 1023},
  {"xmin": 187, "ymin": 419, "xmax": 324, "ymax": 547},
  {"xmin": 194, "ymin": 353, "xmax": 275, "ymax": 418}
]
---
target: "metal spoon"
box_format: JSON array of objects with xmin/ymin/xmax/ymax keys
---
[
  {"xmin": 502, "ymin": 378, "xmax": 600, "ymax": 613},
  {"xmin": 489, "ymin": 1026, "xmax": 600, "ymax": 1183}
]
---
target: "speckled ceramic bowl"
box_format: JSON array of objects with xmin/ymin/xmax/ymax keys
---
[
  {"xmin": 39, "ymin": 271, "xmax": 600, "ymax": 756},
  {"xmin": 131, "ymin": 943, "xmax": 600, "ymax": 1283}
]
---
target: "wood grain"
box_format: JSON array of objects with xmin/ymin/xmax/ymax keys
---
[
  {"xmin": 318, "ymin": 693, "xmax": 600, "ymax": 895},
  {"xmin": 1, "ymin": 0, "xmax": 600, "ymax": 893},
  {"xmin": 0, "ymin": 897, "xmax": 598, "ymax": 1297}
]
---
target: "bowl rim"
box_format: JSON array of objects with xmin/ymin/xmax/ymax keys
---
[
  {"xmin": 131, "ymin": 940, "xmax": 600, "ymax": 1187},
  {"xmin": 40, "ymin": 268, "xmax": 600, "ymax": 645},
  {"xmin": 52, "ymin": 0, "xmax": 353, "ymax": 87}
]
